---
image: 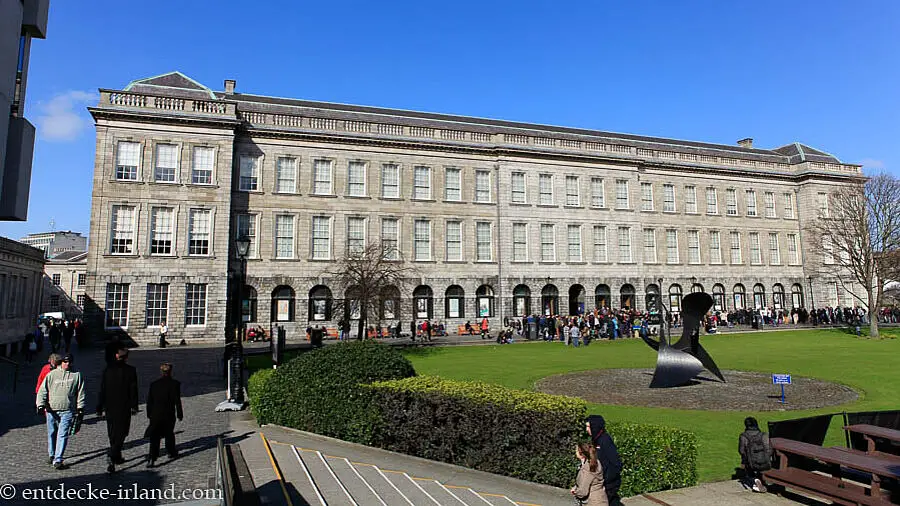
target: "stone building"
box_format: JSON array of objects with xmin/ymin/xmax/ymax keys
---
[
  {"xmin": 19, "ymin": 230, "xmax": 87, "ymax": 258},
  {"xmin": 0, "ymin": 236, "xmax": 44, "ymax": 354},
  {"xmin": 85, "ymin": 72, "xmax": 863, "ymax": 343},
  {"xmin": 40, "ymin": 250, "xmax": 86, "ymax": 316}
]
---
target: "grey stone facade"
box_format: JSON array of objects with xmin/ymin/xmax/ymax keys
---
[
  {"xmin": 40, "ymin": 250, "xmax": 86, "ymax": 316},
  {"xmin": 0, "ymin": 236, "xmax": 45, "ymax": 354},
  {"xmin": 86, "ymin": 72, "xmax": 863, "ymax": 343}
]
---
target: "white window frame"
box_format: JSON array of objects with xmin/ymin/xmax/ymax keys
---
[
  {"xmin": 381, "ymin": 163, "xmax": 400, "ymax": 199},
  {"xmin": 115, "ymin": 141, "xmax": 141, "ymax": 181},
  {"xmin": 110, "ymin": 205, "xmax": 136, "ymax": 255},
  {"xmin": 446, "ymin": 220, "xmax": 463, "ymax": 261},
  {"xmin": 730, "ymin": 231, "xmax": 742, "ymax": 264},
  {"xmin": 769, "ymin": 233, "xmax": 781, "ymax": 265},
  {"xmin": 764, "ymin": 192, "xmax": 776, "ymax": 218},
  {"xmin": 749, "ymin": 232, "xmax": 762, "ymax": 265},
  {"xmin": 567, "ymin": 224, "xmax": 582, "ymax": 262},
  {"xmin": 666, "ymin": 229, "xmax": 679, "ymax": 264},
  {"xmin": 145, "ymin": 283, "xmax": 169, "ymax": 327},
  {"xmin": 381, "ymin": 218, "xmax": 400, "ymax": 260},
  {"xmin": 347, "ymin": 161, "xmax": 367, "ymax": 197},
  {"xmin": 616, "ymin": 180, "xmax": 630, "ymax": 209},
  {"xmin": 706, "ymin": 188, "xmax": 718, "ymax": 215},
  {"xmin": 787, "ymin": 234, "xmax": 800, "ymax": 265},
  {"xmin": 154, "ymin": 143, "xmax": 179, "ymax": 183},
  {"xmin": 274, "ymin": 214, "xmax": 295, "ymax": 259},
  {"xmin": 591, "ymin": 178, "xmax": 605, "ymax": 208},
  {"xmin": 709, "ymin": 230, "xmax": 722, "ymax": 264},
  {"xmin": 444, "ymin": 167, "xmax": 461, "ymax": 201},
  {"xmin": 105, "ymin": 282, "xmax": 130, "ymax": 328},
  {"xmin": 150, "ymin": 207, "xmax": 175, "ymax": 256},
  {"xmin": 191, "ymin": 146, "xmax": 215, "ymax": 185},
  {"xmin": 475, "ymin": 169, "xmax": 492, "ymax": 203},
  {"xmin": 311, "ymin": 216, "xmax": 332, "ymax": 260},
  {"xmin": 539, "ymin": 174, "xmax": 554, "ymax": 205},
  {"xmin": 184, "ymin": 283, "xmax": 208, "ymax": 326},
  {"xmin": 746, "ymin": 190, "xmax": 758, "ymax": 217},
  {"xmin": 726, "ymin": 189, "xmax": 738, "ymax": 216},
  {"xmin": 618, "ymin": 226, "xmax": 632, "ymax": 263},
  {"xmin": 593, "ymin": 225, "xmax": 608, "ymax": 263},
  {"xmin": 663, "ymin": 184, "xmax": 676, "ymax": 213},
  {"xmin": 239, "ymin": 155, "xmax": 260, "ymax": 192},
  {"xmin": 511, "ymin": 172, "xmax": 526, "ymax": 204},
  {"xmin": 818, "ymin": 192, "xmax": 829, "ymax": 218},
  {"xmin": 413, "ymin": 219, "xmax": 432, "ymax": 261},
  {"xmin": 347, "ymin": 216, "xmax": 367, "ymax": 255},
  {"xmin": 413, "ymin": 166, "xmax": 432, "ymax": 200},
  {"xmin": 275, "ymin": 157, "xmax": 298, "ymax": 194},
  {"xmin": 643, "ymin": 228, "xmax": 657, "ymax": 264},
  {"xmin": 312, "ymin": 159, "xmax": 334, "ymax": 195},
  {"xmin": 475, "ymin": 221, "xmax": 493, "ymax": 261},
  {"xmin": 688, "ymin": 230, "xmax": 701, "ymax": 264},
  {"xmin": 540, "ymin": 224, "xmax": 556, "ymax": 262},
  {"xmin": 783, "ymin": 192, "xmax": 795, "ymax": 219},
  {"xmin": 235, "ymin": 213, "xmax": 258, "ymax": 259},
  {"xmin": 188, "ymin": 209, "xmax": 212, "ymax": 256},
  {"xmin": 641, "ymin": 182, "xmax": 654, "ymax": 211},
  {"xmin": 512, "ymin": 223, "xmax": 528, "ymax": 262},
  {"xmin": 685, "ymin": 185, "xmax": 697, "ymax": 214},
  {"xmin": 565, "ymin": 176, "xmax": 581, "ymax": 207}
]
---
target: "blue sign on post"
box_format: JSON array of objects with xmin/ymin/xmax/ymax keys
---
[{"xmin": 772, "ymin": 374, "xmax": 792, "ymax": 404}]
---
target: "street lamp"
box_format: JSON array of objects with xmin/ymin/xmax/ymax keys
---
[
  {"xmin": 216, "ymin": 235, "xmax": 251, "ymax": 412},
  {"xmin": 808, "ymin": 276, "xmax": 816, "ymax": 327}
]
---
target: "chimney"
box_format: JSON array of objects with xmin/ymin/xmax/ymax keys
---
[
  {"xmin": 737, "ymin": 138, "xmax": 753, "ymax": 149},
  {"xmin": 224, "ymin": 79, "xmax": 236, "ymax": 95}
]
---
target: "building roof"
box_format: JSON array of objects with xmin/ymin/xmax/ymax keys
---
[
  {"xmin": 46, "ymin": 251, "xmax": 87, "ymax": 263},
  {"xmin": 124, "ymin": 71, "xmax": 217, "ymax": 100}
]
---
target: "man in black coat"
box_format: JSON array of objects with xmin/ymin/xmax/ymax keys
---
[
  {"xmin": 97, "ymin": 347, "xmax": 138, "ymax": 473},
  {"xmin": 586, "ymin": 414, "xmax": 624, "ymax": 506},
  {"xmin": 145, "ymin": 363, "xmax": 183, "ymax": 467}
]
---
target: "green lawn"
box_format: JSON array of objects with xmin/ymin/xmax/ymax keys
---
[{"xmin": 402, "ymin": 328, "xmax": 900, "ymax": 483}]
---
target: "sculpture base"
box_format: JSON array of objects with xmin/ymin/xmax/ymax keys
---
[{"xmin": 215, "ymin": 399, "xmax": 247, "ymax": 412}]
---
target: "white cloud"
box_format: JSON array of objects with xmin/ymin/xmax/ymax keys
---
[
  {"xmin": 857, "ymin": 158, "xmax": 886, "ymax": 170},
  {"xmin": 35, "ymin": 90, "xmax": 98, "ymax": 142}
]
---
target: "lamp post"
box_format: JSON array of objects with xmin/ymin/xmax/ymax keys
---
[
  {"xmin": 216, "ymin": 235, "xmax": 251, "ymax": 412},
  {"xmin": 808, "ymin": 276, "xmax": 816, "ymax": 326}
]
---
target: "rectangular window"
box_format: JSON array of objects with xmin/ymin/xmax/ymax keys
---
[
  {"xmin": 347, "ymin": 161, "xmax": 366, "ymax": 197},
  {"xmin": 381, "ymin": 218, "xmax": 399, "ymax": 260},
  {"xmin": 347, "ymin": 217, "xmax": 366, "ymax": 255},
  {"xmin": 274, "ymin": 215, "xmax": 295, "ymax": 259},
  {"xmin": 788, "ymin": 234, "xmax": 800, "ymax": 264},
  {"xmin": 783, "ymin": 192, "xmax": 795, "ymax": 218},
  {"xmin": 311, "ymin": 216, "xmax": 331, "ymax": 260},
  {"xmin": 512, "ymin": 223, "xmax": 527, "ymax": 261},
  {"xmin": 666, "ymin": 229, "xmax": 679, "ymax": 264},
  {"xmin": 191, "ymin": 146, "xmax": 214, "ymax": 184},
  {"xmin": 593, "ymin": 226, "xmax": 608, "ymax": 262},
  {"xmin": 591, "ymin": 178, "xmax": 605, "ymax": 207},
  {"xmin": 539, "ymin": 174, "xmax": 554, "ymax": 205},
  {"xmin": 312, "ymin": 159, "xmax": 333, "ymax": 195},
  {"xmin": 567, "ymin": 225, "xmax": 582, "ymax": 262},
  {"xmin": 540, "ymin": 224, "xmax": 556, "ymax": 261},
  {"xmin": 730, "ymin": 231, "xmax": 742, "ymax": 264},
  {"xmin": 116, "ymin": 141, "xmax": 141, "ymax": 181},
  {"xmin": 685, "ymin": 185, "xmax": 697, "ymax": 213},
  {"xmin": 239, "ymin": 155, "xmax": 259, "ymax": 191},
  {"xmin": 726, "ymin": 189, "xmax": 737, "ymax": 215},
  {"xmin": 275, "ymin": 157, "xmax": 297, "ymax": 193},
  {"xmin": 445, "ymin": 168, "xmax": 461, "ymax": 201},
  {"xmin": 616, "ymin": 180, "xmax": 629, "ymax": 209},
  {"xmin": 413, "ymin": 166, "xmax": 432, "ymax": 199},
  {"xmin": 154, "ymin": 144, "xmax": 178, "ymax": 183},
  {"xmin": 105, "ymin": 283, "xmax": 129, "ymax": 327},
  {"xmin": 618, "ymin": 227, "xmax": 632, "ymax": 263},
  {"xmin": 511, "ymin": 172, "xmax": 526, "ymax": 203},
  {"xmin": 145, "ymin": 283, "xmax": 169, "ymax": 326},
  {"xmin": 76, "ymin": 294, "xmax": 85, "ymax": 307},
  {"xmin": 565, "ymin": 176, "xmax": 580, "ymax": 206},
  {"xmin": 381, "ymin": 164, "xmax": 400, "ymax": 198},
  {"xmin": 150, "ymin": 207, "xmax": 174, "ymax": 255},
  {"xmin": 446, "ymin": 221, "xmax": 462, "ymax": 261},
  {"xmin": 184, "ymin": 283, "xmax": 207, "ymax": 326},
  {"xmin": 822, "ymin": 235, "xmax": 834, "ymax": 265},
  {"xmin": 746, "ymin": 190, "xmax": 758, "ymax": 217},
  {"xmin": 706, "ymin": 187, "xmax": 718, "ymax": 214},
  {"xmin": 641, "ymin": 182, "xmax": 654, "ymax": 211},
  {"xmin": 475, "ymin": 170, "xmax": 491, "ymax": 202},
  {"xmin": 413, "ymin": 219, "xmax": 431, "ymax": 261},
  {"xmin": 663, "ymin": 184, "xmax": 676, "ymax": 212},
  {"xmin": 110, "ymin": 205, "xmax": 135, "ymax": 254},
  {"xmin": 49, "ymin": 295, "xmax": 59, "ymax": 310},
  {"xmin": 749, "ymin": 232, "xmax": 762, "ymax": 264},
  {"xmin": 709, "ymin": 231, "xmax": 722, "ymax": 264},
  {"xmin": 77, "ymin": 273, "xmax": 86, "ymax": 286},
  {"xmin": 688, "ymin": 230, "xmax": 701, "ymax": 264},
  {"xmin": 643, "ymin": 228, "xmax": 656, "ymax": 263},
  {"xmin": 764, "ymin": 192, "xmax": 776, "ymax": 218},
  {"xmin": 235, "ymin": 213, "xmax": 257, "ymax": 258},
  {"xmin": 476, "ymin": 222, "xmax": 492, "ymax": 261},
  {"xmin": 818, "ymin": 192, "xmax": 829, "ymax": 218},
  {"xmin": 188, "ymin": 209, "xmax": 211, "ymax": 255},
  {"xmin": 769, "ymin": 233, "xmax": 781, "ymax": 265},
  {"xmin": 51, "ymin": 273, "xmax": 60, "ymax": 285}
]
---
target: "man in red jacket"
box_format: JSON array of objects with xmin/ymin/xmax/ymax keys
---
[{"xmin": 35, "ymin": 354, "xmax": 61, "ymax": 394}]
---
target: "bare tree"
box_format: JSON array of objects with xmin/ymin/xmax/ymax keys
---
[
  {"xmin": 326, "ymin": 242, "xmax": 414, "ymax": 340},
  {"xmin": 806, "ymin": 173, "xmax": 900, "ymax": 337}
]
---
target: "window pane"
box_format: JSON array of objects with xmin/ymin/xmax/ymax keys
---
[
  {"xmin": 150, "ymin": 207, "xmax": 174, "ymax": 255},
  {"xmin": 275, "ymin": 215, "xmax": 294, "ymax": 258},
  {"xmin": 666, "ymin": 229, "xmax": 678, "ymax": 264},
  {"xmin": 110, "ymin": 205, "xmax": 135, "ymax": 254},
  {"xmin": 726, "ymin": 189, "xmax": 737, "ymax": 215},
  {"xmin": 105, "ymin": 283, "xmax": 129, "ymax": 327},
  {"xmin": 414, "ymin": 220, "xmax": 431, "ymax": 260},
  {"xmin": 445, "ymin": 168, "xmax": 460, "ymax": 201},
  {"xmin": 616, "ymin": 180, "xmax": 629, "ymax": 209},
  {"xmin": 192, "ymin": 146, "xmax": 214, "ymax": 184},
  {"xmin": 512, "ymin": 223, "xmax": 527, "ymax": 261},
  {"xmin": 565, "ymin": 176, "xmax": 580, "ymax": 206},
  {"xmin": 539, "ymin": 174, "xmax": 553, "ymax": 205},
  {"xmin": 540, "ymin": 224, "xmax": 555, "ymax": 261},
  {"xmin": 381, "ymin": 218, "xmax": 399, "ymax": 260},
  {"xmin": 769, "ymin": 233, "xmax": 781, "ymax": 264},
  {"xmin": 593, "ymin": 226, "xmax": 607, "ymax": 262},
  {"xmin": 709, "ymin": 231, "xmax": 722, "ymax": 263},
  {"xmin": 312, "ymin": 216, "xmax": 331, "ymax": 259},
  {"xmin": 641, "ymin": 183, "xmax": 653, "ymax": 211},
  {"xmin": 145, "ymin": 283, "xmax": 169, "ymax": 326},
  {"xmin": 239, "ymin": 156, "xmax": 258, "ymax": 191},
  {"xmin": 618, "ymin": 227, "xmax": 632, "ymax": 263},
  {"xmin": 446, "ymin": 221, "xmax": 462, "ymax": 261},
  {"xmin": 783, "ymin": 193, "xmax": 795, "ymax": 218},
  {"xmin": 347, "ymin": 217, "xmax": 366, "ymax": 255},
  {"xmin": 189, "ymin": 209, "xmax": 211, "ymax": 255},
  {"xmin": 382, "ymin": 164, "xmax": 400, "ymax": 198},
  {"xmin": 116, "ymin": 141, "xmax": 140, "ymax": 180},
  {"xmin": 236, "ymin": 214, "xmax": 257, "ymax": 258},
  {"xmin": 688, "ymin": 230, "xmax": 700, "ymax": 264},
  {"xmin": 567, "ymin": 225, "xmax": 581, "ymax": 262},
  {"xmin": 749, "ymin": 232, "xmax": 762, "ymax": 264},
  {"xmin": 185, "ymin": 283, "xmax": 207, "ymax": 325},
  {"xmin": 643, "ymin": 228, "xmax": 656, "ymax": 263},
  {"xmin": 730, "ymin": 231, "xmax": 742, "ymax": 264},
  {"xmin": 313, "ymin": 160, "xmax": 333, "ymax": 194},
  {"xmin": 764, "ymin": 192, "xmax": 776, "ymax": 218},
  {"xmin": 591, "ymin": 178, "xmax": 605, "ymax": 207},
  {"xmin": 685, "ymin": 186, "xmax": 697, "ymax": 213},
  {"xmin": 746, "ymin": 190, "xmax": 757, "ymax": 217},
  {"xmin": 511, "ymin": 172, "xmax": 526, "ymax": 203},
  {"xmin": 348, "ymin": 161, "xmax": 366, "ymax": 196},
  {"xmin": 276, "ymin": 157, "xmax": 297, "ymax": 193},
  {"xmin": 476, "ymin": 222, "xmax": 492, "ymax": 261},
  {"xmin": 663, "ymin": 184, "xmax": 675, "ymax": 212},
  {"xmin": 154, "ymin": 144, "xmax": 178, "ymax": 182},
  {"xmin": 475, "ymin": 170, "xmax": 491, "ymax": 202},
  {"xmin": 706, "ymin": 188, "xmax": 718, "ymax": 214}
]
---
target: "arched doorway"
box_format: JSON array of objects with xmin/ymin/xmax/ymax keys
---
[
  {"xmin": 594, "ymin": 284, "xmax": 611, "ymax": 309},
  {"xmin": 569, "ymin": 284, "xmax": 585, "ymax": 315},
  {"xmin": 445, "ymin": 285, "xmax": 464, "ymax": 318},
  {"xmin": 669, "ymin": 284, "xmax": 683, "ymax": 314},
  {"xmin": 620, "ymin": 284, "xmax": 635, "ymax": 309},
  {"xmin": 513, "ymin": 284, "xmax": 531, "ymax": 317},
  {"xmin": 645, "ymin": 284, "xmax": 660, "ymax": 313},
  {"xmin": 691, "ymin": 283, "xmax": 704, "ymax": 294},
  {"xmin": 308, "ymin": 285, "xmax": 331, "ymax": 321},
  {"xmin": 772, "ymin": 284, "xmax": 785, "ymax": 311},
  {"xmin": 791, "ymin": 283, "xmax": 804, "ymax": 309},
  {"xmin": 380, "ymin": 285, "xmax": 400, "ymax": 319},
  {"xmin": 753, "ymin": 283, "xmax": 766, "ymax": 309},
  {"xmin": 272, "ymin": 285, "xmax": 295, "ymax": 322},
  {"xmin": 476, "ymin": 285, "xmax": 495, "ymax": 317},
  {"xmin": 413, "ymin": 285, "xmax": 433, "ymax": 319},
  {"xmin": 712, "ymin": 284, "xmax": 726, "ymax": 312},
  {"xmin": 542, "ymin": 284, "xmax": 559, "ymax": 316},
  {"xmin": 733, "ymin": 284, "xmax": 746, "ymax": 310},
  {"xmin": 242, "ymin": 286, "xmax": 257, "ymax": 323}
]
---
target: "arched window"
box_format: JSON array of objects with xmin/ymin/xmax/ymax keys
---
[
  {"xmin": 413, "ymin": 285, "xmax": 433, "ymax": 319},
  {"xmin": 712, "ymin": 284, "xmax": 726, "ymax": 312},
  {"xmin": 272, "ymin": 285, "xmax": 296, "ymax": 322},
  {"xmin": 753, "ymin": 283, "xmax": 766, "ymax": 309},
  {"xmin": 242, "ymin": 286, "xmax": 258, "ymax": 323},
  {"xmin": 791, "ymin": 283, "xmax": 804, "ymax": 309},
  {"xmin": 445, "ymin": 285, "xmax": 464, "ymax": 318},
  {"xmin": 308, "ymin": 285, "xmax": 331, "ymax": 321},
  {"xmin": 691, "ymin": 283, "xmax": 704, "ymax": 294},
  {"xmin": 772, "ymin": 284, "xmax": 785, "ymax": 310},
  {"xmin": 569, "ymin": 284, "xmax": 586, "ymax": 315},
  {"xmin": 476, "ymin": 285, "xmax": 495, "ymax": 317},
  {"xmin": 542, "ymin": 284, "xmax": 559, "ymax": 316},
  {"xmin": 513, "ymin": 284, "xmax": 531, "ymax": 317},
  {"xmin": 645, "ymin": 284, "xmax": 660, "ymax": 313},
  {"xmin": 594, "ymin": 284, "xmax": 611, "ymax": 309},
  {"xmin": 380, "ymin": 285, "xmax": 400, "ymax": 320},
  {"xmin": 733, "ymin": 284, "xmax": 746, "ymax": 310},
  {"xmin": 345, "ymin": 285, "xmax": 362, "ymax": 320},
  {"xmin": 669, "ymin": 284, "xmax": 683, "ymax": 313},
  {"xmin": 620, "ymin": 284, "xmax": 636, "ymax": 309}
]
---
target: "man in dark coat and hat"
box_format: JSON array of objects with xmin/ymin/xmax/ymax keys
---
[
  {"xmin": 586, "ymin": 414, "xmax": 624, "ymax": 506},
  {"xmin": 97, "ymin": 347, "xmax": 138, "ymax": 473},
  {"xmin": 145, "ymin": 362, "xmax": 183, "ymax": 467}
]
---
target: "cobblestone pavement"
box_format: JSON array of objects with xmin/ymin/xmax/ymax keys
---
[{"xmin": 0, "ymin": 343, "xmax": 251, "ymax": 505}]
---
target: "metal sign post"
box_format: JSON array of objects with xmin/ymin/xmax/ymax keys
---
[{"xmin": 772, "ymin": 374, "xmax": 792, "ymax": 404}]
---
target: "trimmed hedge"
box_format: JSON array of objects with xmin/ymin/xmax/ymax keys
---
[
  {"xmin": 366, "ymin": 376, "xmax": 587, "ymax": 488},
  {"xmin": 247, "ymin": 368, "xmax": 275, "ymax": 422},
  {"xmin": 252, "ymin": 341, "xmax": 415, "ymax": 444},
  {"xmin": 608, "ymin": 422, "xmax": 698, "ymax": 497}
]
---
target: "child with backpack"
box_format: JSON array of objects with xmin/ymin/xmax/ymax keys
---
[{"xmin": 738, "ymin": 416, "xmax": 773, "ymax": 492}]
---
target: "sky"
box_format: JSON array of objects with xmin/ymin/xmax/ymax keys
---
[{"xmin": 2, "ymin": 0, "xmax": 898, "ymax": 239}]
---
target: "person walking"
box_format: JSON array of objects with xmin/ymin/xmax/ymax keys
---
[
  {"xmin": 145, "ymin": 363, "xmax": 183, "ymax": 467},
  {"xmin": 35, "ymin": 354, "xmax": 61, "ymax": 394},
  {"xmin": 97, "ymin": 347, "xmax": 139, "ymax": 473},
  {"xmin": 571, "ymin": 442, "xmax": 608, "ymax": 506},
  {"xmin": 62, "ymin": 321, "xmax": 74, "ymax": 352},
  {"xmin": 480, "ymin": 317, "xmax": 489, "ymax": 340},
  {"xmin": 36, "ymin": 354, "xmax": 85, "ymax": 469},
  {"xmin": 409, "ymin": 319, "xmax": 416, "ymax": 341},
  {"xmin": 570, "ymin": 323, "xmax": 581, "ymax": 347},
  {"xmin": 738, "ymin": 416, "xmax": 773, "ymax": 492},
  {"xmin": 48, "ymin": 321, "xmax": 61, "ymax": 353},
  {"xmin": 586, "ymin": 415, "xmax": 623, "ymax": 506}
]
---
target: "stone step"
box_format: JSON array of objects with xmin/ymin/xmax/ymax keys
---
[
  {"xmin": 323, "ymin": 456, "xmax": 389, "ymax": 506},
  {"xmin": 268, "ymin": 443, "xmax": 325, "ymax": 506},
  {"xmin": 351, "ymin": 460, "xmax": 418, "ymax": 505},
  {"xmin": 380, "ymin": 468, "xmax": 447, "ymax": 504},
  {"xmin": 294, "ymin": 448, "xmax": 355, "ymax": 506},
  {"xmin": 418, "ymin": 480, "xmax": 475, "ymax": 505}
]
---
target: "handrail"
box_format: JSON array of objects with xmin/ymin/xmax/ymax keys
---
[{"xmin": 215, "ymin": 437, "xmax": 233, "ymax": 506}]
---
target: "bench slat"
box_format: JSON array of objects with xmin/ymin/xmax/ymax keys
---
[
  {"xmin": 846, "ymin": 424, "xmax": 900, "ymax": 442},
  {"xmin": 763, "ymin": 468, "xmax": 890, "ymax": 506},
  {"xmin": 770, "ymin": 438, "xmax": 900, "ymax": 478}
]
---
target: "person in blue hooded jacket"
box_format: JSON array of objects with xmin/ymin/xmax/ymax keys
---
[{"xmin": 586, "ymin": 415, "xmax": 623, "ymax": 506}]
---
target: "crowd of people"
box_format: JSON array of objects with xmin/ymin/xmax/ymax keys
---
[{"xmin": 23, "ymin": 318, "xmax": 86, "ymax": 363}]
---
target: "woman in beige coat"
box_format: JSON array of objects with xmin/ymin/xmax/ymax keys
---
[{"xmin": 571, "ymin": 442, "xmax": 609, "ymax": 506}]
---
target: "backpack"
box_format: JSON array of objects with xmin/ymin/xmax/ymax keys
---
[{"xmin": 745, "ymin": 431, "xmax": 772, "ymax": 471}]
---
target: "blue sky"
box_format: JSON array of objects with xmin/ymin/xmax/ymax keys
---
[{"xmin": 2, "ymin": 0, "xmax": 898, "ymax": 239}]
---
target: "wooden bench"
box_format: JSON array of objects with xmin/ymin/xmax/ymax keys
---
[
  {"xmin": 366, "ymin": 327, "xmax": 389, "ymax": 339},
  {"xmin": 764, "ymin": 437, "xmax": 900, "ymax": 505},
  {"xmin": 457, "ymin": 325, "xmax": 476, "ymax": 336},
  {"xmin": 325, "ymin": 328, "xmax": 338, "ymax": 340},
  {"xmin": 846, "ymin": 424, "xmax": 900, "ymax": 454}
]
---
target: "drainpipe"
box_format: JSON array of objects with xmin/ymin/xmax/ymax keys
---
[{"xmin": 495, "ymin": 159, "xmax": 503, "ymax": 326}]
